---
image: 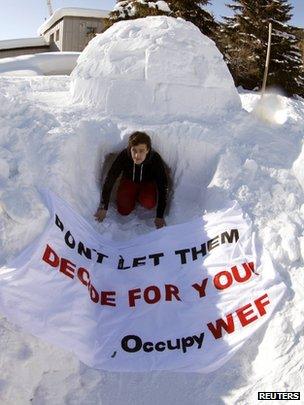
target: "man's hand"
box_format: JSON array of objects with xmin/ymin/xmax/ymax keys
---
[
  {"xmin": 154, "ymin": 217, "xmax": 166, "ymax": 229},
  {"xmin": 94, "ymin": 208, "xmax": 107, "ymax": 222}
]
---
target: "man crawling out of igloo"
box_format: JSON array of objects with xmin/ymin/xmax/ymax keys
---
[{"xmin": 94, "ymin": 132, "xmax": 168, "ymax": 229}]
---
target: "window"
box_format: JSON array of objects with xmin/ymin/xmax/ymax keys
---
[{"xmin": 86, "ymin": 26, "xmax": 97, "ymax": 35}]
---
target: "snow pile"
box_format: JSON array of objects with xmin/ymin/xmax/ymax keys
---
[
  {"xmin": 0, "ymin": 15, "xmax": 304, "ymax": 405},
  {"xmin": 0, "ymin": 52, "xmax": 80, "ymax": 76},
  {"xmin": 71, "ymin": 16, "xmax": 241, "ymax": 123}
]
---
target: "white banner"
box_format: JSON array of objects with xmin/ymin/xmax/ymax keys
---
[{"xmin": 0, "ymin": 191, "xmax": 286, "ymax": 372}]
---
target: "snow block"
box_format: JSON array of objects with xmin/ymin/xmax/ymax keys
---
[{"xmin": 71, "ymin": 16, "xmax": 241, "ymax": 123}]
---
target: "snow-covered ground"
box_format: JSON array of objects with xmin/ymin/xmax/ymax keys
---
[
  {"xmin": 0, "ymin": 15, "xmax": 303, "ymax": 405},
  {"xmin": 0, "ymin": 52, "xmax": 80, "ymax": 76}
]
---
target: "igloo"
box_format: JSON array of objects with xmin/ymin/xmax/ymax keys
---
[{"xmin": 71, "ymin": 16, "xmax": 241, "ymax": 122}]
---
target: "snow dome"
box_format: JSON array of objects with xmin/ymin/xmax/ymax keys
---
[{"xmin": 71, "ymin": 16, "xmax": 241, "ymax": 122}]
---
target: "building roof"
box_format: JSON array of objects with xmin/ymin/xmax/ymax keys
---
[
  {"xmin": 0, "ymin": 37, "xmax": 48, "ymax": 51},
  {"xmin": 38, "ymin": 7, "xmax": 110, "ymax": 35}
]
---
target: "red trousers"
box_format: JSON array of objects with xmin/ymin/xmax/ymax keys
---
[{"xmin": 117, "ymin": 178, "xmax": 157, "ymax": 215}]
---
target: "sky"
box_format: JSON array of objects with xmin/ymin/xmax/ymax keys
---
[{"xmin": 0, "ymin": 0, "xmax": 303, "ymax": 41}]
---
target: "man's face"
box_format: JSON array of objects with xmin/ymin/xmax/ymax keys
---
[{"xmin": 130, "ymin": 143, "xmax": 149, "ymax": 165}]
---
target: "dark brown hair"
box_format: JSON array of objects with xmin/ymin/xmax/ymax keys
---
[{"xmin": 128, "ymin": 131, "xmax": 151, "ymax": 150}]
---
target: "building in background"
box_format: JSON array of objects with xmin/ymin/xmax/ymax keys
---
[
  {"xmin": 0, "ymin": 8, "xmax": 109, "ymax": 59},
  {"xmin": 0, "ymin": 37, "xmax": 50, "ymax": 59}
]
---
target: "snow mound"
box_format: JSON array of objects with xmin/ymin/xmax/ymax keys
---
[
  {"xmin": 0, "ymin": 72, "xmax": 304, "ymax": 402},
  {"xmin": 0, "ymin": 52, "xmax": 80, "ymax": 77},
  {"xmin": 71, "ymin": 16, "xmax": 241, "ymax": 123}
]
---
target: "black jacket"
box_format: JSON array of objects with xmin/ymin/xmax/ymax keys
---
[{"xmin": 100, "ymin": 148, "xmax": 168, "ymax": 218}]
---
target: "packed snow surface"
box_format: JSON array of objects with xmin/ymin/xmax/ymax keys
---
[
  {"xmin": 71, "ymin": 16, "xmax": 241, "ymax": 123},
  {"xmin": 0, "ymin": 52, "xmax": 80, "ymax": 76},
  {"xmin": 0, "ymin": 15, "xmax": 304, "ymax": 405}
]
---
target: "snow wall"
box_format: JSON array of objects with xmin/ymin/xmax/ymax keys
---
[{"xmin": 71, "ymin": 16, "xmax": 241, "ymax": 123}]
